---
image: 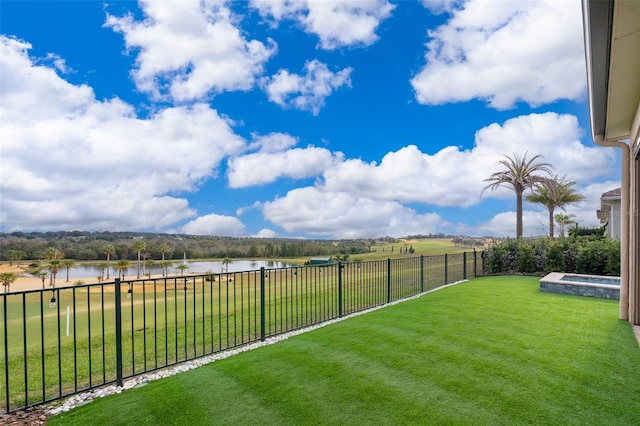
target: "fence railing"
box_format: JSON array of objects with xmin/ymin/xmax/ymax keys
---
[{"xmin": 1, "ymin": 251, "xmax": 481, "ymax": 413}]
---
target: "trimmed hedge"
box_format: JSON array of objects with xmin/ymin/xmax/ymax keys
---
[{"xmin": 482, "ymin": 236, "xmax": 620, "ymax": 276}]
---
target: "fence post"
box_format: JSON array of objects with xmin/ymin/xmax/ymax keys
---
[
  {"xmin": 338, "ymin": 262, "xmax": 343, "ymax": 318},
  {"xmin": 473, "ymin": 249, "xmax": 477, "ymax": 277},
  {"xmin": 463, "ymin": 252, "xmax": 467, "ymax": 280},
  {"xmin": 114, "ymin": 278, "xmax": 123, "ymax": 387},
  {"xmin": 444, "ymin": 254, "xmax": 448, "ymax": 285},
  {"xmin": 420, "ymin": 255, "xmax": 424, "ymax": 293},
  {"xmin": 260, "ymin": 267, "xmax": 265, "ymax": 342},
  {"xmin": 386, "ymin": 259, "xmax": 391, "ymax": 304}
]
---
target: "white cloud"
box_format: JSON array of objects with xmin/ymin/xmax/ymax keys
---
[
  {"xmin": 251, "ymin": 0, "xmax": 395, "ymax": 50},
  {"xmin": 262, "ymin": 59, "xmax": 352, "ymax": 115},
  {"xmin": 247, "ymin": 132, "xmax": 298, "ymax": 153},
  {"xmin": 421, "ymin": 0, "xmax": 461, "ymax": 15},
  {"xmin": 180, "ymin": 213, "xmax": 246, "ymax": 236},
  {"xmin": 321, "ymin": 113, "xmax": 613, "ymax": 207},
  {"xmin": 227, "ymin": 145, "xmax": 339, "ymax": 188},
  {"xmin": 461, "ymin": 210, "xmax": 548, "ymax": 238},
  {"xmin": 0, "ymin": 35, "xmax": 245, "ymax": 232},
  {"xmin": 262, "ymin": 187, "xmax": 446, "ymax": 238},
  {"xmin": 411, "ymin": 0, "xmax": 585, "ymax": 109},
  {"xmin": 105, "ymin": 0, "xmax": 276, "ymax": 101},
  {"xmin": 256, "ymin": 112, "xmax": 615, "ymax": 238},
  {"xmin": 255, "ymin": 228, "xmax": 277, "ymax": 238}
]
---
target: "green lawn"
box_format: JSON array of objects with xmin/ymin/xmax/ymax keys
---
[{"xmin": 48, "ymin": 276, "xmax": 640, "ymax": 425}]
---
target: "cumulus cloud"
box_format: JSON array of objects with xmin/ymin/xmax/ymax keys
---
[
  {"xmin": 105, "ymin": 0, "xmax": 276, "ymax": 101},
  {"xmin": 262, "ymin": 59, "xmax": 352, "ymax": 115},
  {"xmin": 0, "ymin": 35, "xmax": 245, "ymax": 232},
  {"xmin": 228, "ymin": 145, "xmax": 339, "ymax": 188},
  {"xmin": 321, "ymin": 112, "xmax": 613, "ymax": 207},
  {"xmin": 411, "ymin": 0, "xmax": 586, "ymax": 109},
  {"xmin": 180, "ymin": 213, "xmax": 246, "ymax": 236},
  {"xmin": 262, "ymin": 187, "xmax": 446, "ymax": 238},
  {"xmin": 251, "ymin": 0, "xmax": 395, "ymax": 50},
  {"xmin": 257, "ymin": 112, "xmax": 615, "ymax": 238},
  {"xmin": 228, "ymin": 132, "xmax": 341, "ymax": 188}
]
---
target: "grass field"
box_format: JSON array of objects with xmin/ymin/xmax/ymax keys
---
[
  {"xmin": 48, "ymin": 276, "xmax": 640, "ymax": 425},
  {"xmin": 2, "ymin": 254, "xmax": 477, "ymax": 412}
]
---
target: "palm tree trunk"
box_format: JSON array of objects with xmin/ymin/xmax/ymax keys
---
[
  {"xmin": 516, "ymin": 190, "xmax": 523, "ymax": 240},
  {"xmin": 548, "ymin": 207, "xmax": 555, "ymax": 239}
]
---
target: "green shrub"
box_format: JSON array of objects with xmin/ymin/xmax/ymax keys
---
[
  {"xmin": 544, "ymin": 242, "xmax": 565, "ymax": 273},
  {"xmin": 516, "ymin": 243, "xmax": 536, "ymax": 273},
  {"xmin": 482, "ymin": 237, "xmax": 620, "ymax": 276}
]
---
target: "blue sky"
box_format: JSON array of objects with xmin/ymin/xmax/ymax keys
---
[{"xmin": 0, "ymin": 0, "xmax": 621, "ymax": 239}]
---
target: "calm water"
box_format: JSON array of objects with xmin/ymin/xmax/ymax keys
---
[{"xmin": 38, "ymin": 260, "xmax": 292, "ymax": 280}]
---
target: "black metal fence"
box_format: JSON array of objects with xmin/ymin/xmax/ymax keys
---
[{"xmin": 1, "ymin": 252, "xmax": 481, "ymax": 413}]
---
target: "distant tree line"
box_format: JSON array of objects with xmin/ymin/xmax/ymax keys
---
[{"xmin": 0, "ymin": 231, "xmax": 375, "ymax": 263}]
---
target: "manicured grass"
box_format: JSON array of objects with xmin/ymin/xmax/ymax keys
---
[{"xmin": 48, "ymin": 276, "xmax": 640, "ymax": 425}]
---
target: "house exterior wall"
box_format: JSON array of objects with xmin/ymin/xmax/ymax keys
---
[{"xmin": 630, "ymin": 111, "xmax": 639, "ymax": 324}]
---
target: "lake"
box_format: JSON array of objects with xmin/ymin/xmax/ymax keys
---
[{"xmin": 42, "ymin": 260, "xmax": 293, "ymax": 280}]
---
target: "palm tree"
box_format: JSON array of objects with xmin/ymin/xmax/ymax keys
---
[
  {"xmin": 61, "ymin": 259, "xmax": 77, "ymax": 282},
  {"xmin": 526, "ymin": 176, "xmax": 585, "ymax": 238},
  {"xmin": 133, "ymin": 240, "xmax": 146, "ymax": 279},
  {"xmin": 38, "ymin": 271, "xmax": 48, "ymax": 289},
  {"xmin": 175, "ymin": 263, "xmax": 188, "ymax": 276},
  {"xmin": 158, "ymin": 243, "xmax": 171, "ymax": 263},
  {"xmin": 98, "ymin": 262, "xmax": 109, "ymax": 280},
  {"xmin": 103, "ymin": 244, "xmax": 115, "ymax": 279},
  {"xmin": 47, "ymin": 260, "xmax": 61, "ymax": 288},
  {"xmin": 555, "ymin": 214, "xmax": 576, "ymax": 238},
  {"xmin": 159, "ymin": 260, "xmax": 172, "ymax": 277},
  {"xmin": 1, "ymin": 272, "xmax": 18, "ymax": 293},
  {"xmin": 114, "ymin": 259, "xmax": 131, "ymax": 280},
  {"xmin": 221, "ymin": 257, "xmax": 233, "ymax": 273},
  {"xmin": 482, "ymin": 153, "xmax": 554, "ymax": 240}
]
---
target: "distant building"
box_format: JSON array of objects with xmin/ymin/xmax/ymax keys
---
[{"xmin": 597, "ymin": 188, "xmax": 622, "ymax": 239}]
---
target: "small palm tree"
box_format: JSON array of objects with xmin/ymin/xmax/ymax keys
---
[
  {"xmin": 98, "ymin": 262, "xmax": 109, "ymax": 280},
  {"xmin": 482, "ymin": 153, "xmax": 554, "ymax": 240},
  {"xmin": 175, "ymin": 263, "xmax": 189, "ymax": 276},
  {"xmin": 1, "ymin": 272, "xmax": 18, "ymax": 293},
  {"xmin": 61, "ymin": 259, "xmax": 77, "ymax": 282},
  {"xmin": 526, "ymin": 176, "xmax": 585, "ymax": 238},
  {"xmin": 103, "ymin": 244, "xmax": 115, "ymax": 279},
  {"xmin": 133, "ymin": 240, "xmax": 146, "ymax": 279},
  {"xmin": 115, "ymin": 259, "xmax": 131, "ymax": 280},
  {"xmin": 221, "ymin": 257, "xmax": 233, "ymax": 273},
  {"xmin": 555, "ymin": 214, "xmax": 575, "ymax": 238},
  {"xmin": 38, "ymin": 271, "xmax": 48, "ymax": 289},
  {"xmin": 48, "ymin": 260, "xmax": 62, "ymax": 288}
]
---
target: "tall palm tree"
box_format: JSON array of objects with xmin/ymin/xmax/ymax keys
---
[
  {"xmin": 158, "ymin": 243, "xmax": 171, "ymax": 262},
  {"xmin": 103, "ymin": 244, "xmax": 115, "ymax": 279},
  {"xmin": 133, "ymin": 240, "xmax": 146, "ymax": 279},
  {"xmin": 526, "ymin": 176, "xmax": 585, "ymax": 238},
  {"xmin": 482, "ymin": 153, "xmax": 554, "ymax": 240},
  {"xmin": 157, "ymin": 243, "xmax": 171, "ymax": 276},
  {"xmin": 61, "ymin": 259, "xmax": 77, "ymax": 282}
]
